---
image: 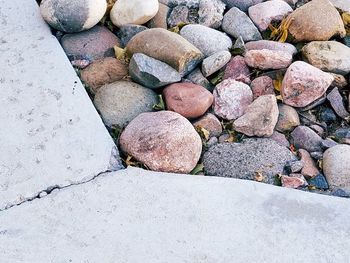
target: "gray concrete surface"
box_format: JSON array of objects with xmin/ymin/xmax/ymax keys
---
[
  {"xmin": 0, "ymin": 0, "xmax": 122, "ymax": 210},
  {"xmin": 1, "ymin": 167, "xmax": 350, "ymax": 263}
]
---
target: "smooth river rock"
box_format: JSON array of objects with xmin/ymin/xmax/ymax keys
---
[
  {"xmin": 221, "ymin": 0, "xmax": 264, "ymax": 12},
  {"xmin": 244, "ymin": 49, "xmax": 292, "ymax": 70},
  {"xmin": 245, "ymin": 40, "xmax": 297, "ymax": 57}
]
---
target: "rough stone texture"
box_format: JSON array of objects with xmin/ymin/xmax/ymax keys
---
[
  {"xmin": 248, "ymin": 0, "xmax": 293, "ymax": 31},
  {"xmin": 147, "ymin": 3, "xmax": 169, "ymax": 29},
  {"xmin": 202, "ymin": 51, "xmax": 231, "ymax": 77},
  {"xmin": 40, "ymin": 0, "xmax": 107, "ymax": 33},
  {"xmin": 327, "ymin": 87, "xmax": 350, "ymax": 119},
  {"xmin": 110, "ymin": 0, "xmax": 159, "ymax": 27},
  {"xmin": 330, "ymin": 73, "xmax": 348, "ymax": 88},
  {"xmin": 302, "ymin": 41, "xmax": 350, "ymax": 75},
  {"xmin": 185, "ymin": 68, "xmax": 214, "ymax": 91},
  {"xmin": 204, "ymin": 139, "xmax": 297, "ymax": 184},
  {"xmin": 167, "ymin": 5, "xmax": 190, "ymax": 28},
  {"xmin": 93, "ymin": 81, "xmax": 157, "ymax": 128},
  {"xmin": 213, "ymin": 79, "xmax": 253, "ymax": 120},
  {"xmin": 126, "ymin": 28, "xmax": 203, "ymax": 76},
  {"xmin": 120, "ymin": 111, "xmax": 202, "ymax": 173},
  {"xmin": 223, "ymin": 55, "xmax": 251, "ymax": 84},
  {"xmin": 290, "ymin": 126, "xmax": 323, "ymax": 152},
  {"xmin": 234, "ymin": 95, "xmax": 279, "ymax": 137},
  {"xmin": 334, "ymin": 128, "xmax": 350, "ymax": 145},
  {"xmin": 221, "ymin": 0, "xmax": 264, "ymax": 11},
  {"xmin": 323, "ymin": 144, "xmax": 350, "ymax": 191},
  {"xmin": 251, "ymin": 76, "xmax": 275, "ymax": 99},
  {"xmin": 245, "ymin": 40, "xmax": 297, "ymax": 57},
  {"xmin": 1, "ymin": 166, "xmax": 350, "ymax": 261},
  {"xmin": 198, "ymin": 0, "xmax": 226, "ymax": 29},
  {"xmin": 222, "ymin": 7, "xmax": 262, "ymax": 42},
  {"xmin": 276, "ymin": 104, "xmax": 300, "ymax": 132},
  {"xmin": 129, "ymin": 53, "xmax": 181, "ymax": 89},
  {"xmin": 167, "ymin": 0, "xmax": 200, "ymax": 8},
  {"xmin": 245, "ymin": 49, "xmax": 292, "ymax": 70},
  {"xmin": 287, "ymin": 0, "xmax": 346, "ymax": 42},
  {"xmin": 281, "ymin": 174, "xmax": 308, "ymax": 189},
  {"xmin": 0, "ymin": 0, "xmax": 122, "ymax": 210},
  {"xmin": 180, "ymin": 24, "xmax": 232, "ymax": 57},
  {"xmin": 80, "ymin": 57, "xmax": 128, "ymax": 93},
  {"xmin": 281, "ymin": 61, "xmax": 334, "ymax": 108},
  {"xmin": 163, "ymin": 83, "xmax": 214, "ymax": 119},
  {"xmin": 269, "ymin": 131, "xmax": 290, "ymax": 147},
  {"xmin": 299, "ymin": 149, "xmax": 319, "ymax": 179},
  {"xmin": 116, "ymin": 24, "xmax": 148, "ymax": 48},
  {"xmin": 60, "ymin": 26, "xmax": 121, "ymax": 61},
  {"xmin": 193, "ymin": 113, "xmax": 223, "ymax": 137}
]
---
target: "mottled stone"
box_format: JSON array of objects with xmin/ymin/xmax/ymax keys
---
[
  {"xmin": 244, "ymin": 49, "xmax": 292, "ymax": 70},
  {"xmin": 180, "ymin": 24, "xmax": 232, "ymax": 57},
  {"xmin": 245, "ymin": 40, "xmax": 297, "ymax": 57},
  {"xmin": 281, "ymin": 174, "xmax": 308, "ymax": 189},
  {"xmin": 93, "ymin": 81, "xmax": 157, "ymax": 128},
  {"xmin": 330, "ymin": 73, "xmax": 348, "ymax": 88},
  {"xmin": 203, "ymin": 138, "xmax": 297, "ymax": 184},
  {"xmin": 80, "ymin": 58, "xmax": 128, "ymax": 93},
  {"xmin": 110, "ymin": 0, "xmax": 159, "ymax": 27},
  {"xmin": 167, "ymin": 5, "xmax": 190, "ymax": 28},
  {"xmin": 248, "ymin": 0, "xmax": 293, "ymax": 31},
  {"xmin": 198, "ymin": 0, "xmax": 226, "ymax": 29},
  {"xmin": 234, "ymin": 95, "xmax": 279, "ymax": 137},
  {"xmin": 327, "ymin": 87, "xmax": 350, "ymax": 119},
  {"xmin": 193, "ymin": 113, "xmax": 223, "ymax": 137},
  {"xmin": 120, "ymin": 111, "xmax": 202, "ymax": 173},
  {"xmin": 185, "ymin": 68, "xmax": 213, "ymax": 91},
  {"xmin": 308, "ymin": 174, "xmax": 329, "ymax": 190},
  {"xmin": 222, "ymin": 7, "xmax": 262, "ymax": 42},
  {"xmin": 221, "ymin": 0, "xmax": 264, "ymax": 12},
  {"xmin": 269, "ymin": 131, "xmax": 290, "ymax": 147},
  {"xmin": 223, "ymin": 55, "xmax": 251, "ymax": 84},
  {"xmin": 40, "ymin": 0, "xmax": 107, "ymax": 33},
  {"xmin": 290, "ymin": 126, "xmax": 323, "ymax": 152},
  {"xmin": 202, "ymin": 51, "xmax": 231, "ymax": 77},
  {"xmin": 129, "ymin": 53, "xmax": 181, "ymax": 89},
  {"xmin": 319, "ymin": 107, "xmax": 337, "ymax": 124},
  {"xmin": 126, "ymin": 28, "xmax": 203, "ymax": 76},
  {"xmin": 299, "ymin": 149, "xmax": 319, "ymax": 179},
  {"xmin": 250, "ymin": 76, "xmax": 274, "ymax": 99},
  {"xmin": 213, "ymin": 79, "xmax": 253, "ymax": 120},
  {"xmin": 163, "ymin": 83, "xmax": 214, "ymax": 119},
  {"xmin": 276, "ymin": 104, "xmax": 300, "ymax": 132},
  {"xmin": 60, "ymin": 26, "xmax": 121, "ymax": 61},
  {"xmin": 281, "ymin": 61, "xmax": 334, "ymax": 108},
  {"xmin": 117, "ymin": 24, "xmax": 148, "ymax": 47},
  {"xmin": 285, "ymin": 160, "xmax": 304, "ymax": 173}
]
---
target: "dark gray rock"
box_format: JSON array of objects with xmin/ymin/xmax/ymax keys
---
[
  {"xmin": 222, "ymin": 7, "xmax": 262, "ymax": 42},
  {"xmin": 117, "ymin": 24, "xmax": 148, "ymax": 47},
  {"xmin": 185, "ymin": 68, "xmax": 214, "ymax": 91},
  {"xmin": 198, "ymin": 0, "xmax": 226, "ymax": 29},
  {"xmin": 321, "ymin": 138, "xmax": 338, "ymax": 150},
  {"xmin": 319, "ymin": 107, "xmax": 337, "ymax": 124},
  {"xmin": 334, "ymin": 128, "xmax": 350, "ymax": 144},
  {"xmin": 290, "ymin": 126, "xmax": 323, "ymax": 152},
  {"xmin": 129, "ymin": 53, "xmax": 181, "ymax": 89},
  {"xmin": 167, "ymin": 0, "xmax": 200, "ymax": 8},
  {"xmin": 308, "ymin": 174, "xmax": 329, "ymax": 190},
  {"xmin": 221, "ymin": 0, "xmax": 264, "ymax": 11},
  {"xmin": 167, "ymin": 5, "xmax": 190, "ymax": 28},
  {"xmin": 344, "ymin": 36, "xmax": 350, "ymax": 48},
  {"xmin": 203, "ymin": 138, "xmax": 297, "ymax": 184},
  {"xmin": 232, "ymin": 36, "xmax": 246, "ymax": 55}
]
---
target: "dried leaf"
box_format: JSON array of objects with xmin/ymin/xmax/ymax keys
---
[
  {"xmin": 342, "ymin": 12, "xmax": 350, "ymax": 35},
  {"xmin": 269, "ymin": 16, "xmax": 293, "ymax": 42},
  {"xmin": 254, "ymin": 171, "xmax": 266, "ymax": 182},
  {"xmin": 168, "ymin": 22, "xmax": 188, "ymax": 34},
  {"xmin": 210, "ymin": 71, "xmax": 224, "ymax": 85},
  {"xmin": 153, "ymin": 95, "xmax": 165, "ymax": 111},
  {"xmin": 114, "ymin": 46, "xmax": 130, "ymax": 62},
  {"xmin": 195, "ymin": 126, "xmax": 210, "ymax": 141}
]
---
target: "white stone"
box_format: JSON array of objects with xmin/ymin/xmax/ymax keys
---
[
  {"xmin": 0, "ymin": 167, "xmax": 350, "ymax": 262},
  {"xmin": 0, "ymin": 0, "xmax": 122, "ymax": 210},
  {"xmin": 110, "ymin": 0, "xmax": 159, "ymax": 27}
]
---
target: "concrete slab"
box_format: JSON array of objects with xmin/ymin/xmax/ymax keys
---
[
  {"xmin": 0, "ymin": 167, "xmax": 349, "ymax": 263},
  {"xmin": 0, "ymin": 0, "xmax": 122, "ymax": 210}
]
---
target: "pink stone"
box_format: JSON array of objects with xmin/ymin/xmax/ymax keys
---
[
  {"xmin": 269, "ymin": 131, "xmax": 290, "ymax": 147},
  {"xmin": 281, "ymin": 61, "xmax": 334, "ymax": 108},
  {"xmin": 281, "ymin": 174, "xmax": 308, "ymax": 188},
  {"xmin": 299, "ymin": 149, "xmax": 319, "ymax": 179},
  {"xmin": 193, "ymin": 113, "xmax": 223, "ymax": 137},
  {"xmin": 245, "ymin": 40, "xmax": 297, "ymax": 57},
  {"xmin": 223, "ymin": 55, "xmax": 251, "ymax": 84},
  {"xmin": 213, "ymin": 79, "xmax": 253, "ymax": 120},
  {"xmin": 244, "ymin": 49, "xmax": 293, "ymax": 70},
  {"xmin": 251, "ymin": 76, "xmax": 275, "ymax": 99},
  {"xmin": 248, "ymin": 0, "xmax": 293, "ymax": 31}
]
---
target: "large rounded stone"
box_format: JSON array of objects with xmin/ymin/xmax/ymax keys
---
[
  {"xmin": 287, "ymin": 0, "xmax": 346, "ymax": 42},
  {"xmin": 40, "ymin": 0, "xmax": 107, "ymax": 33},
  {"xmin": 60, "ymin": 26, "xmax": 121, "ymax": 61},
  {"xmin": 110, "ymin": 0, "xmax": 159, "ymax": 27},
  {"xmin": 163, "ymin": 83, "xmax": 214, "ymax": 119},
  {"xmin": 213, "ymin": 79, "xmax": 253, "ymax": 120},
  {"xmin": 180, "ymin": 24, "xmax": 232, "ymax": 57},
  {"xmin": 323, "ymin": 145, "xmax": 350, "ymax": 191},
  {"xmin": 126, "ymin": 28, "xmax": 203, "ymax": 76},
  {"xmin": 203, "ymin": 138, "xmax": 297, "ymax": 184},
  {"xmin": 281, "ymin": 61, "xmax": 334, "ymax": 108},
  {"xmin": 93, "ymin": 81, "xmax": 157, "ymax": 128},
  {"xmin": 302, "ymin": 41, "xmax": 350, "ymax": 75},
  {"xmin": 245, "ymin": 40, "xmax": 297, "ymax": 57},
  {"xmin": 244, "ymin": 49, "xmax": 292, "ymax": 70},
  {"xmin": 80, "ymin": 58, "xmax": 128, "ymax": 93},
  {"xmin": 120, "ymin": 111, "xmax": 202, "ymax": 173}
]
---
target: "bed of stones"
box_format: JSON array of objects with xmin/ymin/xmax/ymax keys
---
[{"xmin": 38, "ymin": 0, "xmax": 350, "ymax": 197}]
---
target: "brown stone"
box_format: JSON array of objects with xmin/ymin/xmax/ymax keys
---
[
  {"xmin": 119, "ymin": 111, "xmax": 202, "ymax": 173},
  {"xmin": 299, "ymin": 149, "xmax": 319, "ymax": 179},
  {"xmin": 163, "ymin": 82, "xmax": 214, "ymax": 119},
  {"xmin": 223, "ymin": 55, "xmax": 251, "ymax": 84},
  {"xmin": 147, "ymin": 3, "xmax": 169, "ymax": 29},
  {"xmin": 193, "ymin": 113, "xmax": 223, "ymax": 137},
  {"xmin": 281, "ymin": 174, "xmax": 308, "ymax": 189},
  {"xmin": 80, "ymin": 58, "xmax": 128, "ymax": 93},
  {"xmin": 250, "ymin": 76, "xmax": 274, "ymax": 99},
  {"xmin": 276, "ymin": 104, "xmax": 300, "ymax": 132},
  {"xmin": 244, "ymin": 49, "xmax": 292, "ymax": 70}
]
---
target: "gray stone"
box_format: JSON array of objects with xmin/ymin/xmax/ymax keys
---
[
  {"xmin": 117, "ymin": 24, "xmax": 148, "ymax": 47},
  {"xmin": 327, "ymin": 87, "xmax": 350, "ymax": 119},
  {"xmin": 321, "ymin": 138, "xmax": 338, "ymax": 150},
  {"xmin": 290, "ymin": 126, "xmax": 323, "ymax": 152},
  {"xmin": 201, "ymin": 51, "xmax": 231, "ymax": 77},
  {"xmin": 276, "ymin": 104, "xmax": 300, "ymax": 132},
  {"xmin": 0, "ymin": 0, "xmax": 122, "ymax": 210},
  {"xmin": 245, "ymin": 40, "xmax": 297, "ymax": 57},
  {"xmin": 221, "ymin": 0, "xmax": 264, "ymax": 11},
  {"xmin": 323, "ymin": 144, "xmax": 350, "ymax": 191},
  {"xmin": 185, "ymin": 68, "xmax": 214, "ymax": 91},
  {"xmin": 198, "ymin": 0, "xmax": 226, "ymax": 29},
  {"xmin": 167, "ymin": 5, "xmax": 190, "ymax": 28},
  {"xmin": 286, "ymin": 160, "xmax": 305, "ymax": 173},
  {"xmin": 334, "ymin": 128, "xmax": 350, "ymax": 144},
  {"xmin": 167, "ymin": 0, "xmax": 200, "ymax": 8},
  {"xmin": 222, "ymin": 7, "xmax": 262, "ymax": 42},
  {"xmin": 129, "ymin": 53, "xmax": 181, "ymax": 89},
  {"xmin": 93, "ymin": 81, "xmax": 157, "ymax": 128},
  {"xmin": 180, "ymin": 24, "xmax": 232, "ymax": 57},
  {"xmin": 204, "ymin": 139, "xmax": 297, "ymax": 184},
  {"xmin": 269, "ymin": 131, "xmax": 290, "ymax": 147},
  {"xmin": 232, "ymin": 36, "xmax": 246, "ymax": 55}
]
